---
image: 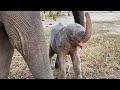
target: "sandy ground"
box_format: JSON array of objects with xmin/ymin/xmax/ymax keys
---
[{"xmin": 8, "ymin": 11, "xmax": 120, "ymax": 79}]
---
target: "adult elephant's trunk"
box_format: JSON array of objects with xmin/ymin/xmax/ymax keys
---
[
  {"xmin": 81, "ymin": 12, "xmax": 92, "ymax": 43},
  {"xmin": 72, "ymin": 11, "xmax": 85, "ymax": 27}
]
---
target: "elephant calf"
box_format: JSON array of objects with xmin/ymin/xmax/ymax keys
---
[{"xmin": 49, "ymin": 12, "xmax": 92, "ymax": 79}]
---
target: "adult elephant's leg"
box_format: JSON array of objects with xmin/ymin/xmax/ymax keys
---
[
  {"xmin": 1, "ymin": 11, "xmax": 54, "ymax": 79},
  {"xmin": 0, "ymin": 23, "xmax": 14, "ymax": 79},
  {"xmin": 72, "ymin": 11, "xmax": 85, "ymax": 27}
]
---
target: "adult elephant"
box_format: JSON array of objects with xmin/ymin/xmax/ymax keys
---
[
  {"xmin": 0, "ymin": 11, "xmax": 84, "ymax": 79},
  {"xmin": 0, "ymin": 11, "xmax": 54, "ymax": 79},
  {"xmin": 72, "ymin": 11, "xmax": 85, "ymax": 27}
]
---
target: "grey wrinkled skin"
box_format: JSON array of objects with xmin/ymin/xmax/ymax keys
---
[
  {"xmin": 49, "ymin": 22, "xmax": 86, "ymax": 79},
  {"xmin": 0, "ymin": 11, "xmax": 54, "ymax": 79}
]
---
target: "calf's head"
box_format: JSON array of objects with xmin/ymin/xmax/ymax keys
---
[{"xmin": 65, "ymin": 12, "xmax": 92, "ymax": 48}]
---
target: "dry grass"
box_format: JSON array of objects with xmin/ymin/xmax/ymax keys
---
[{"xmin": 81, "ymin": 34, "xmax": 120, "ymax": 79}]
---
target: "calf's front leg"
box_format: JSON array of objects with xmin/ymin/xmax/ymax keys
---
[
  {"xmin": 70, "ymin": 48, "xmax": 82, "ymax": 79},
  {"xmin": 57, "ymin": 49, "xmax": 67, "ymax": 79}
]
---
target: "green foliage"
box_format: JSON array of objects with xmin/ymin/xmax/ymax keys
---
[
  {"xmin": 48, "ymin": 11, "xmax": 61, "ymax": 21},
  {"xmin": 48, "ymin": 11, "xmax": 53, "ymax": 17}
]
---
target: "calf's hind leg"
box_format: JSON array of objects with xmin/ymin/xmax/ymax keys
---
[
  {"xmin": 49, "ymin": 45, "xmax": 59, "ymax": 69},
  {"xmin": 0, "ymin": 23, "xmax": 14, "ymax": 79},
  {"xmin": 49, "ymin": 45, "xmax": 55, "ymax": 63},
  {"xmin": 55, "ymin": 56, "xmax": 59, "ymax": 69}
]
